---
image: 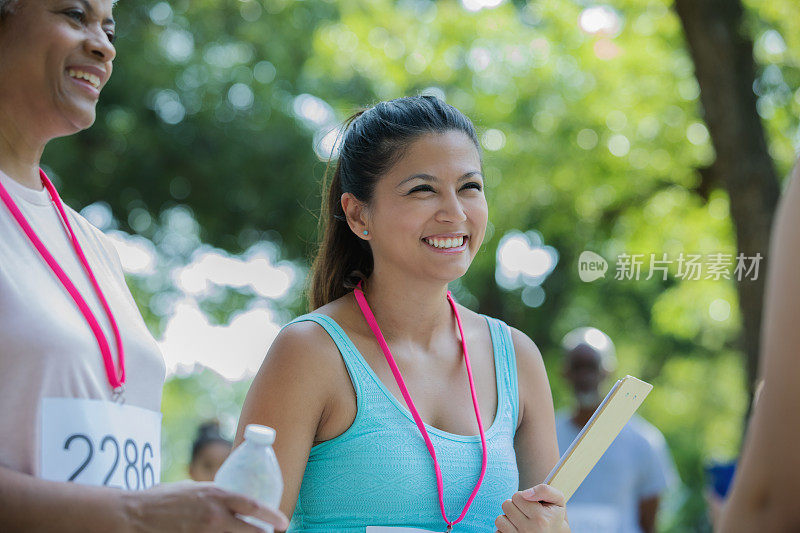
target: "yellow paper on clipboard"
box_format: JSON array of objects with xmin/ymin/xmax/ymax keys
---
[{"xmin": 544, "ymin": 375, "xmax": 653, "ymax": 502}]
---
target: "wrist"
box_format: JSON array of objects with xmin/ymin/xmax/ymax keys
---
[{"xmin": 120, "ymin": 490, "xmax": 145, "ymax": 533}]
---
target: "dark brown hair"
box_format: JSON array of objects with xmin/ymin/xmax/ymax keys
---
[
  {"xmin": 308, "ymin": 96, "xmax": 480, "ymax": 309},
  {"xmin": 190, "ymin": 420, "xmax": 231, "ymax": 463}
]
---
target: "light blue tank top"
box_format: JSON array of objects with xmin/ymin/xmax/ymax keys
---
[{"xmin": 285, "ymin": 312, "xmax": 520, "ymax": 532}]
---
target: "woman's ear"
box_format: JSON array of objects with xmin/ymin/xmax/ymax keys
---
[{"xmin": 341, "ymin": 193, "xmax": 370, "ymax": 240}]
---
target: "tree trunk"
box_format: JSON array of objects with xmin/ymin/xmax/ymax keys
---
[{"xmin": 673, "ymin": 0, "xmax": 781, "ymax": 402}]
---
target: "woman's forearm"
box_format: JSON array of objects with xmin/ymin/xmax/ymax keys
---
[{"xmin": 0, "ymin": 465, "xmax": 134, "ymax": 533}]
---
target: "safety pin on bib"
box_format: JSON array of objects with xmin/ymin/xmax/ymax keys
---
[{"xmin": 111, "ymin": 385, "xmax": 126, "ymax": 404}]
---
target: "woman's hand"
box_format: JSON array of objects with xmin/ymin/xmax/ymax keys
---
[
  {"xmin": 494, "ymin": 484, "xmax": 569, "ymax": 533},
  {"xmin": 125, "ymin": 481, "xmax": 290, "ymax": 533}
]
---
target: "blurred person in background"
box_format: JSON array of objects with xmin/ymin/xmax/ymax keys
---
[
  {"xmin": 718, "ymin": 161, "xmax": 800, "ymax": 531},
  {"xmin": 189, "ymin": 421, "xmax": 233, "ymax": 482},
  {"xmin": 556, "ymin": 327, "xmax": 677, "ymax": 533},
  {"xmin": 0, "ymin": 1, "xmax": 287, "ymax": 530}
]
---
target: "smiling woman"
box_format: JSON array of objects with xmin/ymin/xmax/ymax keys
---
[
  {"xmin": 0, "ymin": 0, "xmax": 116, "ymax": 164},
  {"xmin": 236, "ymin": 96, "xmax": 569, "ymax": 532},
  {"xmin": 0, "ymin": 1, "xmax": 288, "ymax": 532}
]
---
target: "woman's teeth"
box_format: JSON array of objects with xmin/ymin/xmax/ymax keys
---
[
  {"xmin": 424, "ymin": 236, "xmax": 465, "ymax": 249},
  {"xmin": 68, "ymin": 69, "xmax": 100, "ymax": 89}
]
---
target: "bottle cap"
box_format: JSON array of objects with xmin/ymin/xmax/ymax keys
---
[{"xmin": 244, "ymin": 424, "xmax": 275, "ymax": 445}]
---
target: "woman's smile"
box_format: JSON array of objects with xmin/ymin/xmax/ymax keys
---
[
  {"xmin": 422, "ymin": 234, "xmax": 469, "ymax": 254},
  {"xmin": 65, "ymin": 64, "xmax": 106, "ymax": 94},
  {"xmin": 66, "ymin": 69, "xmax": 101, "ymax": 98}
]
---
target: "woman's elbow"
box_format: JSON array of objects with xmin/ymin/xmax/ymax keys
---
[{"xmin": 718, "ymin": 486, "xmax": 800, "ymax": 532}]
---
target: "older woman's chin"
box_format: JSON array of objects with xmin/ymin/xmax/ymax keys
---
[
  {"xmin": 61, "ymin": 106, "xmax": 100, "ymax": 135},
  {"xmin": 76, "ymin": 113, "xmax": 98, "ymax": 131}
]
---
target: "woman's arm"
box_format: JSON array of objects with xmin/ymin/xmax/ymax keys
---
[
  {"xmin": 511, "ymin": 327, "xmax": 560, "ymax": 489},
  {"xmin": 638, "ymin": 495, "xmax": 659, "ymax": 533},
  {"xmin": 0, "ymin": 466, "xmax": 130, "ymax": 532},
  {"xmin": 494, "ymin": 328, "xmax": 567, "ymax": 532},
  {"xmin": 0, "ymin": 465, "xmax": 287, "ymax": 533},
  {"xmin": 717, "ymin": 166, "xmax": 800, "ymax": 531},
  {"xmin": 235, "ymin": 321, "xmax": 340, "ymax": 528}
]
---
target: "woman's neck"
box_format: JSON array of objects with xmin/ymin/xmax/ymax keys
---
[
  {"xmin": 0, "ymin": 108, "xmax": 46, "ymax": 190},
  {"xmin": 571, "ymin": 405, "xmax": 598, "ymax": 429},
  {"xmin": 359, "ymin": 266, "xmax": 456, "ymax": 349}
]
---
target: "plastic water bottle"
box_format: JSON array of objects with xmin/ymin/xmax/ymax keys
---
[{"xmin": 214, "ymin": 424, "xmax": 284, "ymax": 532}]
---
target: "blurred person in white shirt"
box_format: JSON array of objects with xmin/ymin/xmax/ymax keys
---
[{"xmin": 555, "ymin": 327, "xmax": 678, "ymax": 533}]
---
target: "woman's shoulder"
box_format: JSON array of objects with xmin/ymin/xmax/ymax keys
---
[
  {"xmin": 456, "ymin": 305, "xmax": 520, "ymax": 336},
  {"xmin": 452, "ymin": 303, "xmax": 495, "ymax": 335},
  {"xmin": 63, "ymin": 206, "xmax": 127, "ymax": 279},
  {"xmin": 459, "ymin": 307, "xmax": 539, "ymax": 351},
  {"xmin": 301, "ymin": 292, "xmax": 372, "ymax": 336},
  {"xmin": 258, "ymin": 313, "xmax": 349, "ymax": 404},
  {"xmin": 307, "ymin": 292, "xmax": 354, "ymax": 321},
  {"xmin": 507, "ymin": 325, "xmax": 542, "ymax": 359},
  {"xmin": 471, "ymin": 310, "xmax": 543, "ymax": 366},
  {"xmin": 65, "ymin": 204, "xmax": 110, "ymax": 243},
  {"xmin": 274, "ymin": 294, "xmax": 359, "ymax": 359}
]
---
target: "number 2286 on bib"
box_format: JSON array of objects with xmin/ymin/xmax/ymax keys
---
[{"xmin": 40, "ymin": 398, "xmax": 162, "ymax": 490}]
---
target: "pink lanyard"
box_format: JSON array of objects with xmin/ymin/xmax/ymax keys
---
[
  {"xmin": 0, "ymin": 169, "xmax": 126, "ymax": 399},
  {"xmin": 353, "ymin": 281, "xmax": 488, "ymax": 532}
]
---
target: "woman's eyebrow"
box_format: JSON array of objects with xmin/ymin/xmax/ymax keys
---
[
  {"xmin": 397, "ymin": 173, "xmax": 437, "ymax": 187},
  {"xmin": 459, "ymin": 171, "xmax": 483, "ymax": 181},
  {"xmin": 77, "ymin": 0, "xmax": 116, "ymax": 26},
  {"xmin": 397, "ymin": 171, "xmax": 483, "ymax": 187}
]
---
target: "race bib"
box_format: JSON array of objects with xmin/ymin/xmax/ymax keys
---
[
  {"xmin": 40, "ymin": 398, "xmax": 161, "ymax": 490},
  {"xmin": 367, "ymin": 526, "xmax": 444, "ymax": 533}
]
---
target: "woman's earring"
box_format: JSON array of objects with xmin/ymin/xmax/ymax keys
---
[{"xmin": 363, "ymin": 230, "xmax": 369, "ymax": 236}]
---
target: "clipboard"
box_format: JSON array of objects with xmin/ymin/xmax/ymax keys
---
[{"xmin": 544, "ymin": 375, "xmax": 653, "ymax": 502}]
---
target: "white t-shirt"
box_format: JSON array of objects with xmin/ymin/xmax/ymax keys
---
[
  {"xmin": 0, "ymin": 171, "xmax": 165, "ymax": 476},
  {"xmin": 556, "ymin": 411, "xmax": 677, "ymax": 533}
]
